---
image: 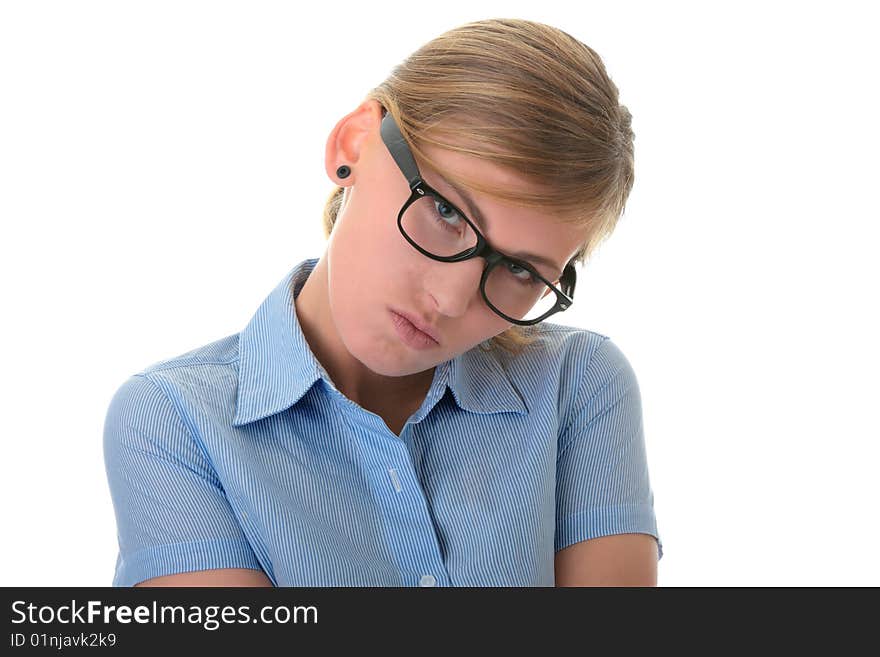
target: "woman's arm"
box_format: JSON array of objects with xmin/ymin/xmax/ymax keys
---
[
  {"xmin": 555, "ymin": 337, "xmax": 663, "ymax": 586},
  {"xmin": 554, "ymin": 533, "xmax": 658, "ymax": 586},
  {"xmin": 134, "ymin": 568, "xmax": 273, "ymax": 587},
  {"xmin": 104, "ymin": 375, "xmax": 268, "ymax": 587}
]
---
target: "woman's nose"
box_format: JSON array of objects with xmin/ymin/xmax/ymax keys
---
[{"xmin": 423, "ymin": 258, "xmax": 485, "ymax": 318}]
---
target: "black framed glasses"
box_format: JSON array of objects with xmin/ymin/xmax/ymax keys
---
[{"xmin": 379, "ymin": 108, "xmax": 576, "ymax": 326}]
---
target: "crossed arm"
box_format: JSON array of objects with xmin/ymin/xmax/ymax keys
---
[
  {"xmin": 134, "ymin": 568, "xmax": 273, "ymax": 587},
  {"xmin": 135, "ymin": 532, "xmax": 657, "ymax": 587},
  {"xmin": 554, "ymin": 532, "xmax": 659, "ymax": 587}
]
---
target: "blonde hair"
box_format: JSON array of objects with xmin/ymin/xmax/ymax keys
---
[{"xmin": 322, "ymin": 18, "xmax": 635, "ymax": 355}]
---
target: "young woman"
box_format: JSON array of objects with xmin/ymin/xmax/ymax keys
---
[{"xmin": 104, "ymin": 17, "xmax": 663, "ymax": 587}]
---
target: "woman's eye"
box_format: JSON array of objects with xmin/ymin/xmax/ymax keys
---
[
  {"xmin": 432, "ymin": 200, "xmax": 466, "ymax": 235},
  {"xmin": 506, "ymin": 261, "xmax": 537, "ymax": 283},
  {"xmin": 434, "ymin": 200, "xmax": 462, "ymax": 223}
]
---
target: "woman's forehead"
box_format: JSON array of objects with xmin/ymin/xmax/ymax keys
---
[{"xmin": 416, "ymin": 139, "xmax": 538, "ymax": 193}]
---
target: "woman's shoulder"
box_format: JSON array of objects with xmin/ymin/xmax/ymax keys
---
[
  {"xmin": 527, "ymin": 320, "xmax": 609, "ymax": 347},
  {"xmin": 107, "ymin": 332, "xmax": 243, "ymax": 418},
  {"xmin": 481, "ymin": 322, "xmax": 640, "ymax": 419},
  {"xmin": 494, "ymin": 321, "xmax": 615, "ymax": 372},
  {"xmin": 136, "ymin": 332, "xmax": 241, "ymax": 376},
  {"xmin": 518, "ymin": 322, "xmax": 639, "ymax": 385}
]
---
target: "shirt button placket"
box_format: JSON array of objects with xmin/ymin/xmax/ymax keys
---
[{"xmin": 387, "ymin": 467, "xmax": 403, "ymax": 493}]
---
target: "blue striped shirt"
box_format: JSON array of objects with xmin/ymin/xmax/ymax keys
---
[{"xmin": 103, "ymin": 257, "xmax": 663, "ymax": 586}]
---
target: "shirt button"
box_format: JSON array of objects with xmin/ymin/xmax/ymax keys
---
[{"xmin": 419, "ymin": 574, "xmax": 436, "ymax": 587}]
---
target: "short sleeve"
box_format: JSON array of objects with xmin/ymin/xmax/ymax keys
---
[
  {"xmin": 555, "ymin": 337, "xmax": 663, "ymax": 560},
  {"xmin": 103, "ymin": 373, "xmax": 264, "ymax": 586}
]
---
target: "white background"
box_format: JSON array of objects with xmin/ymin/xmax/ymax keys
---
[{"xmin": 1, "ymin": 1, "xmax": 877, "ymax": 587}]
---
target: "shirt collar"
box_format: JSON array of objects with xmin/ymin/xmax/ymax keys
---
[
  {"xmin": 446, "ymin": 342, "xmax": 528, "ymax": 416},
  {"xmin": 233, "ymin": 258, "xmax": 528, "ymax": 427}
]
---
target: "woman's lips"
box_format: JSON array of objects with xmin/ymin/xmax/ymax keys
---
[
  {"xmin": 390, "ymin": 307, "xmax": 440, "ymax": 342},
  {"xmin": 390, "ymin": 310, "xmax": 440, "ymax": 349}
]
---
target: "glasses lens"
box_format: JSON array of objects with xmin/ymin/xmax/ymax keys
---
[
  {"xmin": 401, "ymin": 193, "xmax": 561, "ymax": 323},
  {"xmin": 401, "ymin": 193, "xmax": 478, "ymax": 258},
  {"xmin": 484, "ymin": 259, "xmax": 559, "ymax": 322}
]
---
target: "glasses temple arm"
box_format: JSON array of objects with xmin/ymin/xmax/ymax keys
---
[{"xmin": 380, "ymin": 112, "xmax": 422, "ymax": 189}]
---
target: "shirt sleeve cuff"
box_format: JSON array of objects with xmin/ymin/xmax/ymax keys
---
[
  {"xmin": 556, "ymin": 503, "xmax": 664, "ymax": 561},
  {"xmin": 112, "ymin": 537, "xmax": 267, "ymax": 587}
]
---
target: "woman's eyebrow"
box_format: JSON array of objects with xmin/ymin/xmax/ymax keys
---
[{"xmin": 425, "ymin": 166, "xmax": 563, "ymax": 277}]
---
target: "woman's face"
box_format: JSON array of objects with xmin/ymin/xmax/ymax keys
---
[{"xmin": 324, "ymin": 100, "xmax": 588, "ymax": 379}]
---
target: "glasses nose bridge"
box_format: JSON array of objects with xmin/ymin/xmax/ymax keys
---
[
  {"xmin": 455, "ymin": 244, "xmax": 503, "ymax": 298},
  {"xmin": 469, "ymin": 242, "xmax": 504, "ymax": 270},
  {"xmin": 428, "ymin": 253, "xmax": 487, "ymax": 312},
  {"xmin": 458, "ymin": 253, "xmax": 491, "ymax": 288}
]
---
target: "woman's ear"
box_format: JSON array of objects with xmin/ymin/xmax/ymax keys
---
[{"xmin": 324, "ymin": 99, "xmax": 385, "ymax": 185}]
